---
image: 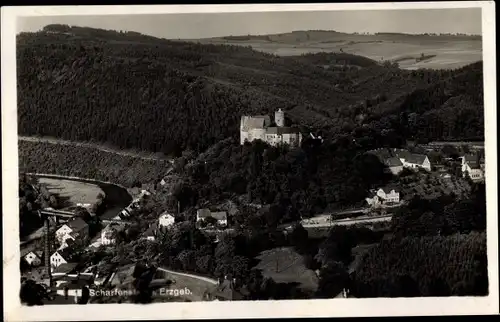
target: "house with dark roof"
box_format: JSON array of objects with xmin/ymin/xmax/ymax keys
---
[
  {"xmin": 369, "ymin": 148, "xmax": 431, "ymax": 174},
  {"xmin": 196, "ymin": 209, "xmax": 228, "ymax": 227},
  {"xmin": 461, "ymin": 154, "xmax": 485, "ymax": 181},
  {"xmin": 50, "ymin": 248, "xmax": 74, "ymax": 270},
  {"xmin": 210, "ymin": 277, "xmax": 249, "ymax": 301},
  {"xmin": 142, "ymin": 223, "xmax": 158, "ymax": 242},
  {"xmin": 393, "ymin": 149, "xmax": 431, "ymax": 171},
  {"xmin": 365, "ymin": 187, "xmax": 400, "ymax": 208},
  {"xmin": 55, "ymin": 217, "xmax": 89, "ymax": 249}
]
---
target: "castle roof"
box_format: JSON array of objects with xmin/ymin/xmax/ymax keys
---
[
  {"xmin": 266, "ymin": 127, "xmax": 300, "ymax": 135},
  {"xmin": 241, "ymin": 115, "xmax": 271, "ymax": 131}
]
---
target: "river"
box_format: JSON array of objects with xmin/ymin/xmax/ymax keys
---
[{"xmin": 20, "ymin": 174, "xmax": 132, "ymax": 254}]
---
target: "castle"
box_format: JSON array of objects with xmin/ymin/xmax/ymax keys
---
[{"xmin": 240, "ymin": 109, "xmax": 302, "ymax": 147}]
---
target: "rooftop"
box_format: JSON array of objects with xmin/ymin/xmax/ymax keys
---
[
  {"xmin": 66, "ymin": 217, "xmax": 89, "ymax": 232},
  {"xmin": 266, "ymin": 126, "xmax": 300, "ymax": 135},
  {"xmin": 52, "ymin": 262, "xmax": 79, "ymax": 275},
  {"xmin": 53, "ymin": 248, "xmax": 74, "ymax": 260},
  {"xmin": 212, "ymin": 279, "xmax": 248, "ymax": 300},
  {"xmin": 241, "ymin": 115, "xmax": 271, "ymax": 131}
]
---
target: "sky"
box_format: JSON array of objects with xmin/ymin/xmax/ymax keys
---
[{"xmin": 17, "ymin": 8, "xmax": 482, "ymax": 39}]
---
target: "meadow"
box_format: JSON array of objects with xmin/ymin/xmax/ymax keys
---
[{"xmin": 37, "ymin": 177, "xmax": 104, "ymax": 208}]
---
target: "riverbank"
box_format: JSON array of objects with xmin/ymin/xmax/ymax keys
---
[{"xmin": 27, "ymin": 173, "xmax": 132, "ymax": 219}]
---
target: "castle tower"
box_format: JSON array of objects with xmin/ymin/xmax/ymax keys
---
[{"xmin": 275, "ymin": 109, "xmax": 285, "ymax": 127}]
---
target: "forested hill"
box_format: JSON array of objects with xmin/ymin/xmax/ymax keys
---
[{"xmin": 17, "ymin": 25, "xmax": 484, "ymax": 156}]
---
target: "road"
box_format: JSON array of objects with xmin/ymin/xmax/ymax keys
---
[
  {"xmin": 157, "ymin": 268, "xmax": 218, "ymax": 285},
  {"xmin": 302, "ymin": 215, "xmax": 392, "ymax": 228},
  {"xmin": 19, "ymin": 135, "xmax": 173, "ymax": 163}
]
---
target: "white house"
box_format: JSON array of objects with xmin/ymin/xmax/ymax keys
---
[
  {"xmin": 55, "ymin": 217, "xmax": 89, "ymax": 246},
  {"xmin": 369, "ymin": 148, "xmax": 431, "ymax": 175},
  {"xmin": 393, "ymin": 149, "xmax": 431, "ymax": 171},
  {"xmin": 159, "ymin": 212, "xmax": 175, "ymax": 228},
  {"xmin": 24, "ymin": 251, "xmax": 42, "ymax": 267},
  {"xmin": 196, "ymin": 209, "xmax": 228, "ymax": 227},
  {"xmin": 50, "ymin": 248, "xmax": 73, "ymax": 270},
  {"xmin": 461, "ymin": 154, "xmax": 485, "ymax": 182},
  {"xmin": 366, "ymin": 187, "xmax": 400, "ymax": 208},
  {"xmin": 101, "ymin": 222, "xmax": 127, "ymax": 246}
]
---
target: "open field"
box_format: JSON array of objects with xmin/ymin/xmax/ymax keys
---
[
  {"xmin": 254, "ymin": 247, "xmax": 319, "ymax": 292},
  {"xmin": 38, "ymin": 177, "xmax": 103, "ymax": 208},
  {"xmin": 190, "ymin": 32, "xmax": 481, "ymax": 70}
]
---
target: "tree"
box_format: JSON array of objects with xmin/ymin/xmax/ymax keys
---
[
  {"xmin": 288, "ymin": 223, "xmax": 308, "ymax": 251},
  {"xmin": 20, "ymin": 280, "xmax": 50, "ymax": 305},
  {"xmin": 316, "ymin": 261, "xmax": 350, "ymax": 298}
]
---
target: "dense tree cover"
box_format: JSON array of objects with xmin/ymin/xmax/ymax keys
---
[
  {"xmin": 19, "ymin": 173, "xmax": 60, "ymax": 236},
  {"xmin": 391, "ymin": 182, "xmax": 486, "ymax": 237},
  {"xmin": 351, "ymin": 232, "xmax": 488, "ymax": 297},
  {"xmin": 18, "ymin": 140, "xmax": 172, "ymax": 187},
  {"xmin": 173, "ymin": 138, "xmax": 391, "ymax": 223},
  {"xmin": 17, "ymin": 26, "xmax": 484, "ymax": 156}
]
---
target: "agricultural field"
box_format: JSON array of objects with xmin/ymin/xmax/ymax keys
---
[
  {"xmin": 37, "ymin": 177, "xmax": 104, "ymax": 208},
  {"xmin": 193, "ymin": 31, "xmax": 482, "ymax": 70},
  {"xmin": 254, "ymin": 247, "xmax": 319, "ymax": 292}
]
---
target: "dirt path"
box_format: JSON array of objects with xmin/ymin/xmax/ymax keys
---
[
  {"xmin": 158, "ymin": 267, "xmax": 218, "ymax": 285},
  {"xmin": 19, "ymin": 136, "xmax": 172, "ymax": 162}
]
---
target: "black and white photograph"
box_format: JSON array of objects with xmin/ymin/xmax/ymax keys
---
[{"xmin": 2, "ymin": 2, "xmax": 498, "ymax": 320}]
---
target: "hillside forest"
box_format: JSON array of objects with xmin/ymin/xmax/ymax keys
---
[{"xmin": 17, "ymin": 25, "xmax": 487, "ymax": 299}]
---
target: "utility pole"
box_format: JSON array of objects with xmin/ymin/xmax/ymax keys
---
[{"xmin": 40, "ymin": 211, "xmax": 52, "ymax": 288}]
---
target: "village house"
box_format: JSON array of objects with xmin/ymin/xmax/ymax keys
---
[
  {"xmin": 159, "ymin": 212, "xmax": 176, "ymax": 229},
  {"xmin": 369, "ymin": 148, "xmax": 431, "ymax": 174},
  {"xmin": 50, "ymin": 248, "xmax": 74, "ymax": 270},
  {"xmin": 55, "ymin": 217, "xmax": 89, "ymax": 249},
  {"xmin": 209, "ymin": 276, "xmax": 249, "ymax": 301},
  {"xmin": 365, "ymin": 187, "xmax": 400, "ymax": 208},
  {"xmin": 240, "ymin": 109, "xmax": 302, "ymax": 147},
  {"xmin": 24, "ymin": 251, "xmax": 43, "ymax": 267},
  {"xmin": 142, "ymin": 223, "xmax": 158, "ymax": 242},
  {"xmin": 393, "ymin": 149, "xmax": 432, "ymax": 171},
  {"xmin": 101, "ymin": 222, "xmax": 127, "ymax": 246},
  {"xmin": 461, "ymin": 154, "xmax": 485, "ymax": 182},
  {"xmin": 196, "ymin": 209, "xmax": 228, "ymax": 227}
]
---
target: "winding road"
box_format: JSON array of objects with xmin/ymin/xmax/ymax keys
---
[{"xmin": 19, "ymin": 136, "xmax": 172, "ymax": 163}]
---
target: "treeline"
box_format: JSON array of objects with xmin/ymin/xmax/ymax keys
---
[
  {"xmin": 391, "ymin": 182, "xmax": 486, "ymax": 237},
  {"xmin": 17, "ymin": 26, "xmax": 484, "ymax": 156},
  {"xmin": 19, "ymin": 173, "xmax": 60, "ymax": 236},
  {"xmin": 171, "ymin": 138, "xmax": 392, "ymax": 223},
  {"xmin": 18, "ymin": 140, "xmax": 172, "ymax": 187}
]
